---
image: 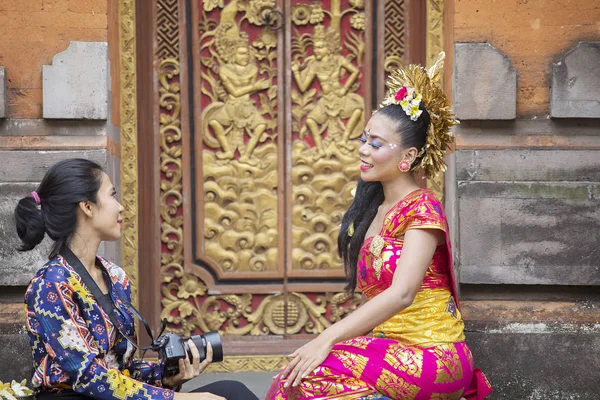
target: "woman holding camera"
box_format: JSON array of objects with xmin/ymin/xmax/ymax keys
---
[{"xmin": 16, "ymin": 158, "xmax": 258, "ymax": 400}]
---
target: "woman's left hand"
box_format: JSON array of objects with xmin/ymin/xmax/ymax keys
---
[
  {"xmin": 163, "ymin": 340, "xmax": 214, "ymax": 387},
  {"xmin": 276, "ymin": 337, "xmax": 333, "ymax": 388}
]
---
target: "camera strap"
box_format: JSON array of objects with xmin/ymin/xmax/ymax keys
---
[{"xmin": 60, "ymin": 247, "xmax": 166, "ymax": 352}]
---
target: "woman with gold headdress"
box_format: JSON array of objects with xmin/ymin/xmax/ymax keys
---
[{"xmin": 266, "ymin": 54, "xmax": 492, "ymax": 400}]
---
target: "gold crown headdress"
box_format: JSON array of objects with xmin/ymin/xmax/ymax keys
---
[
  {"xmin": 379, "ymin": 52, "xmax": 458, "ymax": 178},
  {"xmin": 215, "ymin": 22, "xmax": 250, "ymax": 63},
  {"xmin": 313, "ymin": 24, "xmax": 341, "ymax": 54}
]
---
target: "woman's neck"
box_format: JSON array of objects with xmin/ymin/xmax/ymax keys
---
[
  {"xmin": 381, "ymin": 173, "xmax": 421, "ymax": 209},
  {"xmin": 68, "ymin": 232, "xmax": 101, "ymax": 273}
]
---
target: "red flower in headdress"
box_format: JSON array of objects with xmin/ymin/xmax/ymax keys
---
[{"xmin": 394, "ymin": 86, "xmax": 408, "ymax": 101}]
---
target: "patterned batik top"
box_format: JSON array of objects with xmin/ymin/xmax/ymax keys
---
[{"xmin": 25, "ymin": 255, "xmax": 175, "ymax": 400}]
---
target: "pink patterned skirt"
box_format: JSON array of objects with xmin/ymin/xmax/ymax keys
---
[{"xmin": 266, "ymin": 336, "xmax": 488, "ymax": 400}]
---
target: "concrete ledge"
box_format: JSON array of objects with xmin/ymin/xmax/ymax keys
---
[
  {"xmin": 460, "ymin": 265, "xmax": 600, "ymax": 286},
  {"xmin": 0, "ymin": 136, "xmax": 108, "ymax": 150},
  {"xmin": 0, "ymin": 150, "xmax": 106, "ymax": 182},
  {"xmin": 0, "ymin": 119, "xmax": 108, "ymax": 136},
  {"xmin": 466, "ymin": 330, "xmax": 600, "ymax": 400},
  {"xmin": 455, "ymin": 149, "xmax": 600, "ymax": 182}
]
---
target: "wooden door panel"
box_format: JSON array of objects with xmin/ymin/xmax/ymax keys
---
[
  {"xmin": 288, "ymin": 0, "xmax": 370, "ymax": 279},
  {"xmin": 194, "ymin": 0, "xmax": 286, "ymax": 281}
]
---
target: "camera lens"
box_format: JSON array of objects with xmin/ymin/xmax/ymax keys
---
[
  {"xmin": 185, "ymin": 331, "xmax": 223, "ymax": 363},
  {"xmin": 203, "ymin": 331, "xmax": 224, "ymax": 362}
]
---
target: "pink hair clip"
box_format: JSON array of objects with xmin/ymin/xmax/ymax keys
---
[{"xmin": 31, "ymin": 191, "xmax": 41, "ymax": 205}]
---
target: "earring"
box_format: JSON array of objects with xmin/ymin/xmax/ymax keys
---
[{"xmin": 399, "ymin": 160, "xmax": 411, "ymax": 172}]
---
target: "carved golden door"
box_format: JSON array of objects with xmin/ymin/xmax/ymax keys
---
[{"xmin": 137, "ymin": 0, "xmax": 440, "ymax": 370}]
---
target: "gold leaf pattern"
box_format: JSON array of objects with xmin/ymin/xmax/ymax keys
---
[
  {"xmin": 383, "ymin": 344, "xmax": 424, "ymax": 378},
  {"xmin": 331, "ymin": 349, "xmax": 369, "ymax": 380},
  {"xmin": 433, "ymin": 344, "xmax": 464, "ymax": 384},
  {"xmin": 376, "ymin": 369, "xmax": 420, "ymax": 399}
]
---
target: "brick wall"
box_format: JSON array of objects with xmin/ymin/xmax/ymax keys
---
[
  {"xmin": 454, "ymin": 0, "xmax": 599, "ymax": 117},
  {"xmin": 0, "ymin": 0, "xmax": 107, "ymax": 118}
]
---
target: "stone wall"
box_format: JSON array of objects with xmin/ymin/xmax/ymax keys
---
[
  {"xmin": 0, "ymin": 0, "xmax": 119, "ymax": 383},
  {"xmin": 0, "ymin": 0, "xmax": 108, "ymax": 119},
  {"xmin": 450, "ymin": 0, "xmax": 600, "ymax": 398}
]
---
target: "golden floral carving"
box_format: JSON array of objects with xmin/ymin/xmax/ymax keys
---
[
  {"xmin": 239, "ymin": 0, "xmax": 276, "ymax": 26},
  {"xmin": 350, "ymin": 12, "xmax": 366, "ymax": 30},
  {"xmin": 156, "ymin": 0, "xmax": 194, "ymax": 338},
  {"xmin": 199, "ymin": 1, "xmax": 279, "ymax": 273},
  {"xmin": 291, "ymin": 0, "xmax": 365, "ymax": 272},
  {"xmin": 161, "ymin": 290, "xmax": 361, "ymax": 337},
  {"xmin": 309, "ymin": 2, "xmax": 325, "ymax": 24},
  {"xmin": 292, "ymin": 4, "xmax": 312, "ymax": 25},
  {"xmin": 204, "ymin": 355, "xmax": 288, "ymax": 373},
  {"xmin": 349, "ymin": 0, "xmax": 364, "ymax": 9},
  {"xmin": 119, "ymin": 0, "xmax": 139, "ymax": 307},
  {"xmin": 158, "ymin": 54, "xmax": 188, "ymax": 326},
  {"xmin": 426, "ymin": 0, "xmax": 446, "ymax": 201},
  {"xmin": 204, "ymin": 0, "xmax": 224, "ymax": 12}
]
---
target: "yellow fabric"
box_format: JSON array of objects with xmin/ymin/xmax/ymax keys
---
[{"xmin": 372, "ymin": 289, "xmax": 465, "ymax": 347}]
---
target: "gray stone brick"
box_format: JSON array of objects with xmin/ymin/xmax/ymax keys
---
[
  {"xmin": 551, "ymin": 42, "xmax": 600, "ymax": 118},
  {"xmin": 453, "ymin": 43, "xmax": 517, "ymax": 120},
  {"xmin": 43, "ymin": 42, "xmax": 108, "ymax": 120},
  {"xmin": 0, "ymin": 67, "xmax": 6, "ymax": 118},
  {"xmin": 457, "ymin": 185, "xmax": 600, "ymax": 285},
  {"xmin": 455, "ymin": 149, "xmax": 600, "ymax": 182},
  {"xmin": 0, "ymin": 150, "xmax": 106, "ymax": 182},
  {"xmin": 0, "ymin": 119, "xmax": 107, "ymax": 137},
  {"xmin": 454, "ymin": 149, "xmax": 600, "ymax": 286}
]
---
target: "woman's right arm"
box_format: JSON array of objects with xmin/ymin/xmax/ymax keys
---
[{"xmin": 27, "ymin": 277, "xmax": 175, "ymax": 400}]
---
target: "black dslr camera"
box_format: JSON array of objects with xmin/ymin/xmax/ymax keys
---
[{"xmin": 155, "ymin": 331, "xmax": 224, "ymax": 376}]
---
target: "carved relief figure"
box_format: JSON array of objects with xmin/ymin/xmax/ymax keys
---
[
  {"xmin": 207, "ymin": 23, "xmax": 270, "ymax": 165},
  {"xmin": 197, "ymin": 1, "xmax": 279, "ymax": 276},
  {"xmin": 292, "ymin": 25, "xmax": 364, "ymax": 157}
]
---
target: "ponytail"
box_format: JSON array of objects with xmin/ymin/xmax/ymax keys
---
[{"xmin": 15, "ymin": 196, "xmax": 46, "ymax": 251}]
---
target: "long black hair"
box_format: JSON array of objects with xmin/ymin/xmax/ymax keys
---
[
  {"xmin": 338, "ymin": 103, "xmax": 431, "ymax": 291},
  {"xmin": 14, "ymin": 158, "xmax": 104, "ymax": 258}
]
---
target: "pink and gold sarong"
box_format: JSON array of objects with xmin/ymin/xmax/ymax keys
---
[{"xmin": 267, "ymin": 189, "xmax": 492, "ymax": 400}]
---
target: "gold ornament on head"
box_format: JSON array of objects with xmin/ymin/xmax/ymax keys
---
[{"xmin": 379, "ymin": 52, "xmax": 458, "ymax": 178}]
